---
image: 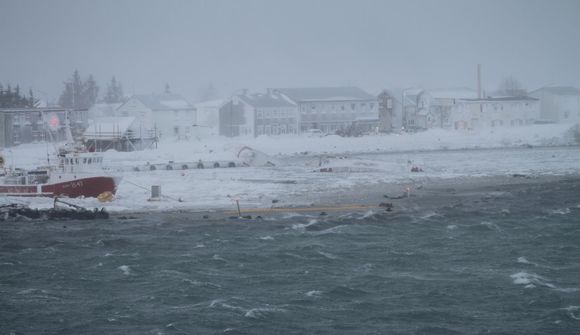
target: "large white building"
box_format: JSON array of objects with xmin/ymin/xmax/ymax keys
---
[
  {"xmin": 529, "ymin": 86, "xmax": 580, "ymax": 123},
  {"xmin": 272, "ymin": 87, "xmax": 379, "ymax": 134},
  {"xmin": 449, "ymin": 96, "xmax": 540, "ymax": 130},
  {"xmin": 116, "ymin": 93, "xmax": 195, "ymax": 140},
  {"xmin": 193, "ymin": 99, "xmax": 224, "ymax": 138}
]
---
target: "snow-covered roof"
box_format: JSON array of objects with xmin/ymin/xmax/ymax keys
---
[
  {"xmin": 132, "ymin": 94, "xmax": 194, "ymax": 110},
  {"xmin": 529, "ymin": 86, "xmax": 580, "ymax": 96},
  {"xmin": 239, "ymin": 93, "xmax": 296, "ymax": 108},
  {"xmin": 194, "ymin": 99, "xmax": 225, "ymax": 109},
  {"xmin": 83, "ymin": 117, "xmax": 135, "ymax": 140},
  {"xmin": 274, "ymin": 87, "xmax": 375, "ymax": 102},
  {"xmin": 460, "ymin": 96, "xmax": 538, "ymax": 102},
  {"xmin": 426, "ymin": 88, "xmax": 477, "ymax": 100},
  {"xmin": 88, "ymin": 102, "xmax": 122, "ymax": 113}
]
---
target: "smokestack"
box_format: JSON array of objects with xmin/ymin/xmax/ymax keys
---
[{"xmin": 477, "ymin": 64, "xmax": 482, "ymax": 99}]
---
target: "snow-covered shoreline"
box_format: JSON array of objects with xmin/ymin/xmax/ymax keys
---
[{"xmin": 1, "ymin": 123, "xmax": 579, "ymax": 214}]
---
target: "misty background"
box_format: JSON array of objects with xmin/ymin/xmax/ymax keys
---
[{"xmin": 1, "ymin": 0, "xmax": 579, "ymax": 102}]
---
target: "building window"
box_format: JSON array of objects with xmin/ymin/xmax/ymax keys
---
[
  {"xmin": 370, "ymin": 103, "xmax": 374, "ymax": 109},
  {"xmin": 351, "ymin": 103, "xmax": 356, "ymax": 111}
]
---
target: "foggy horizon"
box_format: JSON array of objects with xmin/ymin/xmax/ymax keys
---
[{"xmin": 1, "ymin": 0, "xmax": 580, "ymax": 103}]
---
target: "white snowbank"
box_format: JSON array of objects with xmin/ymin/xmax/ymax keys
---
[{"xmin": 1, "ymin": 123, "xmax": 579, "ymax": 213}]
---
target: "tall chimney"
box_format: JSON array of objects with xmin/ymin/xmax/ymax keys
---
[{"xmin": 477, "ymin": 64, "xmax": 482, "ymax": 99}]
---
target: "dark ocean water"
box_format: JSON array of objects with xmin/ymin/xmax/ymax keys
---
[{"xmin": 1, "ymin": 179, "xmax": 580, "ymax": 334}]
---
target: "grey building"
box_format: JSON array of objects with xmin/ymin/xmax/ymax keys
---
[
  {"xmin": 377, "ymin": 90, "xmax": 403, "ymax": 133},
  {"xmin": 0, "ymin": 108, "xmax": 88, "ymax": 148},
  {"xmin": 272, "ymin": 87, "xmax": 379, "ymax": 134},
  {"xmin": 219, "ymin": 91, "xmax": 298, "ymax": 137}
]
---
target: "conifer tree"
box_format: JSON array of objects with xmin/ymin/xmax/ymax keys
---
[{"xmin": 104, "ymin": 76, "xmax": 124, "ymax": 103}]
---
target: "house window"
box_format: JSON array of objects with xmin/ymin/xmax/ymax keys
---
[
  {"xmin": 341, "ymin": 105, "xmax": 345, "ymax": 111},
  {"xmin": 351, "ymin": 103, "xmax": 356, "ymax": 111},
  {"xmin": 370, "ymin": 103, "xmax": 375, "ymax": 109},
  {"xmin": 174, "ymin": 126, "xmax": 179, "ymax": 135},
  {"xmin": 311, "ymin": 104, "xmax": 316, "ymax": 110}
]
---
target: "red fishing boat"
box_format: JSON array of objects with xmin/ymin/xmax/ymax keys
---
[{"xmin": 0, "ymin": 137, "xmax": 121, "ymax": 199}]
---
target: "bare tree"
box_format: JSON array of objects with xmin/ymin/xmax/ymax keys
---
[{"xmin": 497, "ymin": 76, "xmax": 527, "ymax": 97}]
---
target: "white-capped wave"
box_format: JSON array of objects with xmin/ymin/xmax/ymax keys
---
[
  {"xmin": 291, "ymin": 219, "xmax": 318, "ymax": 233},
  {"xmin": 511, "ymin": 271, "xmax": 553, "ymax": 288},
  {"xmin": 563, "ymin": 306, "xmax": 580, "ymax": 320},
  {"xmin": 259, "ymin": 235, "xmax": 274, "ymax": 240},
  {"xmin": 420, "ymin": 211, "xmax": 442, "ymax": 220},
  {"xmin": 480, "ymin": 221, "xmax": 502, "ymax": 231},
  {"xmin": 313, "ymin": 225, "xmax": 346, "ymax": 235},
  {"xmin": 549, "ymin": 208, "xmax": 571, "ymax": 215},
  {"xmin": 209, "ymin": 299, "xmax": 245, "ymax": 313},
  {"xmin": 182, "ymin": 279, "xmax": 222, "ymax": 288},
  {"xmin": 361, "ymin": 210, "xmax": 375, "ymax": 219},
  {"xmin": 212, "ymin": 254, "xmax": 226, "ymax": 262},
  {"xmin": 317, "ymin": 250, "xmax": 337, "ymax": 259},
  {"xmin": 447, "ymin": 225, "xmax": 457, "ymax": 230},
  {"xmin": 118, "ymin": 265, "xmax": 131, "ymax": 275},
  {"xmin": 305, "ymin": 290, "xmax": 322, "ymax": 297},
  {"xmin": 244, "ymin": 307, "xmax": 286, "ymax": 319},
  {"xmin": 511, "ymin": 272, "xmax": 579, "ymax": 292},
  {"xmin": 517, "ymin": 257, "xmax": 534, "ymax": 265}
]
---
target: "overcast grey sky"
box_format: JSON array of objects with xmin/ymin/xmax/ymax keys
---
[{"xmin": 1, "ymin": 0, "xmax": 579, "ymax": 102}]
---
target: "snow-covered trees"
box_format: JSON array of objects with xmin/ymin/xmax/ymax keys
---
[
  {"xmin": 58, "ymin": 70, "xmax": 99, "ymax": 109},
  {"xmin": 497, "ymin": 76, "xmax": 527, "ymax": 97},
  {"xmin": 104, "ymin": 76, "xmax": 124, "ymax": 103},
  {"xmin": 0, "ymin": 83, "xmax": 38, "ymax": 108}
]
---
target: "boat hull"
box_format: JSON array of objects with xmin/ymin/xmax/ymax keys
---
[{"xmin": 0, "ymin": 176, "xmax": 118, "ymax": 198}]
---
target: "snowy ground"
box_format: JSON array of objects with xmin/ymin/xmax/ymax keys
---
[{"xmin": 2, "ymin": 123, "xmax": 579, "ymax": 213}]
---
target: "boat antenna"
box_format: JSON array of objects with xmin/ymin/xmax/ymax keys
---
[
  {"xmin": 46, "ymin": 141, "xmax": 50, "ymax": 165},
  {"xmin": 41, "ymin": 110, "xmax": 60, "ymax": 156}
]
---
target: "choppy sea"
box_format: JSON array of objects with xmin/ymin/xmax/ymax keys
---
[{"xmin": 1, "ymin": 178, "xmax": 580, "ymax": 334}]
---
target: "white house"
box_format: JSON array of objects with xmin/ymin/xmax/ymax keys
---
[
  {"xmin": 219, "ymin": 91, "xmax": 298, "ymax": 137},
  {"xmin": 414, "ymin": 88, "xmax": 478, "ymax": 130},
  {"xmin": 192, "ymin": 99, "xmax": 224, "ymax": 138},
  {"xmin": 87, "ymin": 102, "xmax": 122, "ymax": 119},
  {"xmin": 529, "ymin": 86, "xmax": 580, "ymax": 123},
  {"xmin": 449, "ymin": 96, "xmax": 540, "ymax": 130},
  {"xmin": 116, "ymin": 93, "xmax": 195, "ymax": 140},
  {"xmin": 272, "ymin": 87, "xmax": 379, "ymax": 134},
  {"xmin": 401, "ymin": 88, "xmax": 424, "ymax": 131}
]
